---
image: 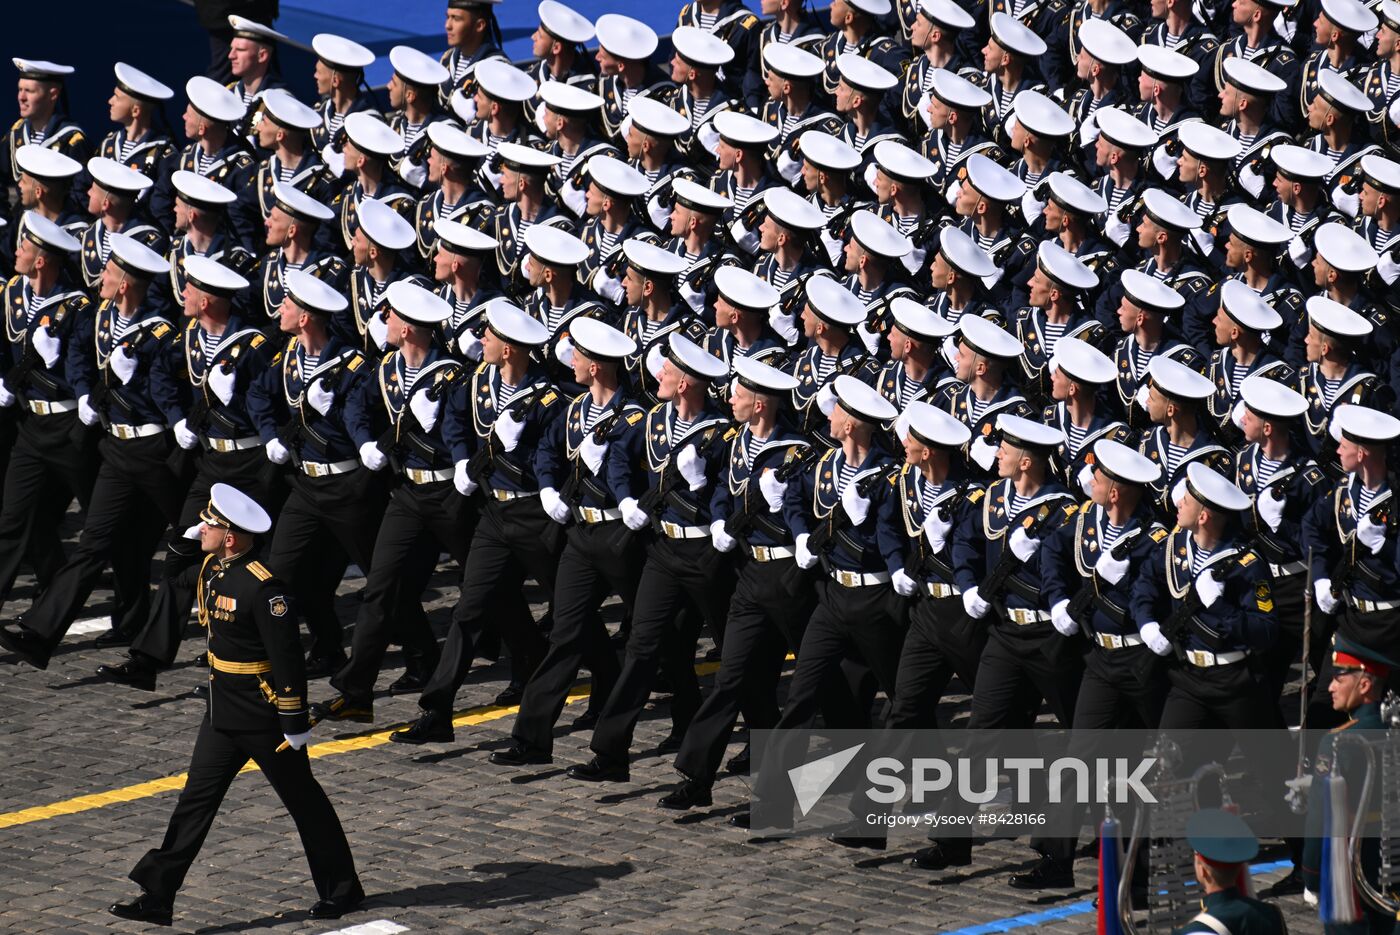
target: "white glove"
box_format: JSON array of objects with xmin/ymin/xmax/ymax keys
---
[
  {"xmin": 1359, "ymin": 514, "xmax": 1387, "ymax": 554},
  {"xmin": 1095, "ymin": 547, "xmax": 1130, "ymax": 585},
  {"xmin": 676, "ymin": 445, "xmax": 707, "ymax": 491},
  {"xmin": 580, "ymin": 433, "xmax": 608, "ymax": 474},
  {"xmin": 970, "ymin": 436, "xmax": 997, "ymax": 471},
  {"xmin": 1020, "ymin": 191, "xmax": 1046, "ymax": 225},
  {"xmin": 1190, "ymin": 228, "xmax": 1215, "ymax": 257},
  {"xmin": 1009, "ymin": 527, "xmax": 1040, "ymax": 561},
  {"xmin": 1257, "ymin": 490, "xmax": 1285, "ymax": 532},
  {"xmin": 758, "ymin": 469, "xmax": 786, "ymax": 512},
  {"xmin": 359, "ymin": 441, "xmax": 387, "ymax": 471},
  {"xmin": 840, "ymin": 481, "xmax": 869, "ymax": 526},
  {"xmin": 1377, "ymin": 250, "xmax": 1400, "ymax": 285},
  {"xmin": 282, "ymin": 730, "xmax": 312, "ymax": 751},
  {"xmin": 399, "ymin": 160, "xmax": 427, "ymax": 190},
  {"xmin": 174, "ymin": 418, "xmax": 199, "ymax": 450},
  {"xmin": 456, "ymin": 95, "xmax": 478, "ymax": 125},
  {"xmin": 893, "ymin": 408, "xmax": 911, "ymax": 443},
  {"xmin": 410, "ymin": 390, "xmax": 440, "ymax": 433},
  {"xmin": 620, "ymin": 496, "xmax": 650, "ymax": 531},
  {"xmin": 892, "ymin": 568, "xmax": 917, "ymax": 597},
  {"xmin": 647, "ymin": 195, "xmax": 669, "ymax": 230},
  {"xmin": 1195, "ymin": 572, "xmax": 1225, "ymax": 608},
  {"xmin": 554, "ymin": 337, "xmax": 575, "ymax": 368},
  {"xmin": 645, "ymin": 343, "xmax": 666, "ymax": 380},
  {"xmin": 1140, "ymin": 621, "xmax": 1173, "ymax": 656},
  {"xmin": 594, "ymin": 271, "xmax": 626, "ymax": 305},
  {"xmin": 183, "ymin": 523, "xmax": 203, "ymax": 540},
  {"xmin": 710, "ymin": 519, "xmax": 736, "ymax": 552},
  {"xmin": 1134, "ymin": 384, "xmax": 1150, "ymax": 409},
  {"xmin": 208, "ymin": 364, "xmax": 235, "ymax": 405},
  {"xmin": 561, "ymin": 181, "xmax": 587, "ymax": 218},
  {"xmin": 31, "ymin": 326, "xmax": 60, "ymax": 368},
  {"xmin": 1077, "ymin": 462, "xmax": 1095, "ymax": 496},
  {"xmin": 454, "ymin": 459, "xmax": 477, "ymax": 495},
  {"xmin": 1170, "ymin": 478, "xmax": 1187, "ymax": 507},
  {"xmin": 1239, "ymin": 163, "xmax": 1263, "ymax": 199},
  {"xmin": 540, "ymin": 487, "xmax": 570, "ymax": 524},
  {"xmin": 457, "ymin": 329, "xmax": 483, "ymax": 361},
  {"xmin": 265, "ymin": 438, "xmax": 290, "ymax": 464},
  {"xmin": 962, "ymin": 586, "xmax": 990, "ymax": 619},
  {"xmin": 769, "ymin": 310, "xmax": 799, "ymax": 345},
  {"xmin": 77, "ymin": 395, "xmax": 99, "ymax": 426},
  {"xmin": 0, "ymin": 381, "xmax": 16, "ymax": 408},
  {"xmin": 493, "ymin": 407, "xmax": 527, "ymax": 452},
  {"xmin": 923, "ymin": 509, "xmax": 952, "ymax": 553},
  {"xmin": 856, "ymin": 323, "xmax": 881, "ymax": 356},
  {"xmin": 1051, "ymin": 598, "xmax": 1078, "ymax": 636},
  {"xmin": 1078, "ymin": 113, "xmax": 1100, "ymax": 146},
  {"xmin": 696, "ymin": 120, "xmax": 721, "ymax": 155},
  {"xmin": 795, "ymin": 532, "xmax": 818, "ymax": 569},
  {"xmin": 816, "ymin": 382, "xmax": 839, "ymax": 416},
  {"xmin": 1151, "ymin": 145, "xmax": 1178, "ymax": 180},
  {"xmin": 1105, "ymin": 215, "xmax": 1130, "ymax": 247},
  {"xmin": 110, "ymin": 345, "xmax": 137, "ymax": 384},
  {"xmin": 321, "ymin": 144, "xmax": 346, "ymax": 178},
  {"xmin": 366, "ymin": 310, "xmax": 389, "ymax": 350},
  {"xmin": 1231, "ymin": 399, "xmax": 1247, "ymax": 430},
  {"xmin": 306, "ymin": 379, "xmax": 334, "ymax": 416},
  {"xmin": 775, "ymin": 148, "xmax": 801, "ymax": 183},
  {"xmin": 1315, "ymin": 577, "xmax": 1340, "ymax": 614},
  {"xmin": 1287, "ymin": 234, "xmax": 1311, "ymax": 267},
  {"xmin": 1333, "ymin": 188, "xmax": 1360, "ymax": 219}
]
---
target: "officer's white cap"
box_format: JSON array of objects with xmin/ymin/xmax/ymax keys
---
[
  {"xmin": 931, "ymin": 68, "xmax": 993, "ymax": 110},
  {"xmin": 764, "ymin": 187, "xmax": 826, "ymax": 230},
  {"xmin": 835, "ymin": 374, "xmax": 898, "ymax": 422},
  {"xmin": 763, "ymin": 42, "xmax": 824, "ymax": 80},
  {"xmin": 673, "ymin": 26, "xmax": 735, "ymax": 68},
  {"xmin": 13, "ymin": 58, "xmax": 73, "ymax": 80},
  {"xmin": 539, "ymin": 0, "xmax": 595, "ymax": 44},
  {"xmin": 906, "ymin": 400, "xmax": 972, "ymax": 448},
  {"xmin": 228, "ymin": 14, "xmax": 289, "ymax": 44},
  {"xmin": 486, "ymin": 299, "xmax": 551, "ymax": 346},
  {"xmin": 186, "ymin": 75, "xmax": 246, "ymax": 124},
  {"xmin": 388, "ymin": 281, "xmax": 452, "ymax": 327},
  {"xmin": 959, "ymin": 315, "xmax": 1023, "ymax": 359},
  {"xmin": 343, "ymin": 112, "xmax": 403, "ymax": 158},
  {"xmin": 107, "ymin": 231, "xmax": 170, "ymax": 278},
  {"xmin": 205, "ymin": 483, "xmax": 272, "ymax": 534},
  {"xmin": 570, "ymin": 317, "xmax": 637, "ymax": 361},
  {"xmin": 1095, "ymin": 106, "xmax": 1158, "ymax": 150},
  {"xmin": 1137, "ymin": 44, "xmax": 1199, "ymax": 82},
  {"xmin": 1240, "ymin": 375, "xmax": 1307, "ymax": 420},
  {"xmin": 172, "ymin": 169, "xmax": 237, "ymax": 208},
  {"xmin": 475, "ymin": 59, "xmax": 537, "ymax": 102},
  {"xmin": 712, "ymin": 109, "xmax": 779, "ymax": 147},
  {"xmin": 113, "ymin": 63, "xmax": 174, "ymax": 101},
  {"xmin": 715, "ymin": 266, "xmax": 780, "ymax": 309},
  {"xmin": 890, "ymin": 297, "xmax": 955, "ymax": 341},
  {"xmin": 1178, "ymin": 122, "xmax": 1242, "ymax": 162},
  {"xmin": 19, "ymin": 212, "xmax": 80, "ymax": 254},
  {"xmin": 87, "ymin": 156, "xmax": 152, "ymax": 195},
  {"xmin": 524, "ymin": 224, "xmax": 589, "ymax": 266},
  {"xmin": 1185, "ymin": 462, "xmax": 1251, "ymax": 512},
  {"xmin": 539, "ymin": 81, "xmax": 603, "ymax": 115},
  {"xmin": 628, "ymin": 95, "xmax": 691, "ymax": 138},
  {"xmin": 1331, "ymin": 403, "xmax": 1400, "ymax": 444},
  {"xmin": 1321, "ymin": 0, "xmax": 1378, "ymax": 33},
  {"xmin": 260, "ymin": 89, "xmax": 321, "ymax": 131},
  {"xmin": 1045, "ymin": 171, "xmax": 1107, "ymax": 215},
  {"xmin": 1037, "ymin": 240, "xmax": 1097, "ymax": 291},
  {"xmin": 1315, "ymin": 222, "xmax": 1380, "ymax": 273},
  {"xmin": 1219, "ymin": 279, "xmax": 1282, "ymax": 332},
  {"xmin": 990, "ymin": 13, "xmax": 1047, "ymax": 56},
  {"xmin": 806, "ymin": 276, "xmax": 867, "ymax": 328},
  {"xmin": 182, "ymin": 255, "xmax": 249, "ymax": 297},
  {"xmin": 312, "ymin": 33, "xmax": 375, "ymax": 70},
  {"xmin": 1014, "ymin": 90, "xmax": 1074, "ymax": 138},
  {"xmin": 666, "ymin": 332, "xmax": 727, "ymax": 381},
  {"xmin": 1361, "ymin": 153, "xmax": 1400, "ymax": 194},
  {"xmin": 847, "ymin": 0, "xmax": 893, "ymax": 15},
  {"xmin": 799, "ymin": 131, "xmax": 861, "ymax": 172},
  {"xmin": 874, "ymin": 140, "xmax": 939, "ymax": 184},
  {"xmin": 1221, "ymin": 56, "xmax": 1287, "ymax": 95},
  {"xmin": 1306, "ymin": 294, "xmax": 1373, "ymax": 339},
  {"xmin": 964, "ymin": 153, "xmax": 1024, "ymax": 202},
  {"xmin": 997, "ymin": 413, "xmax": 1064, "ymax": 452},
  {"xmin": 434, "ymin": 218, "xmax": 498, "ymax": 254},
  {"xmin": 1271, "ymin": 143, "xmax": 1333, "ymax": 181},
  {"xmin": 15, "ymin": 145, "xmax": 81, "ymax": 181},
  {"xmin": 272, "ymin": 181, "xmax": 334, "ymax": 223},
  {"xmin": 850, "ymin": 210, "xmax": 912, "ymax": 259},
  {"xmin": 427, "ymin": 121, "xmax": 491, "ymax": 161},
  {"xmin": 734, "ymin": 355, "xmax": 801, "ymax": 394},
  {"xmin": 672, "ymin": 177, "xmax": 732, "ymax": 213},
  {"xmin": 623, "ymin": 237, "xmax": 689, "ymax": 276},
  {"xmin": 1121, "ymin": 269, "xmax": 1185, "ymax": 313},
  {"xmin": 1381, "ymin": 0, "xmax": 1400, "ymax": 30},
  {"xmin": 1051, "ymin": 337, "xmax": 1115, "ymax": 385},
  {"xmin": 284, "ymin": 269, "xmax": 348, "ymax": 316},
  {"xmin": 918, "ymin": 0, "xmax": 975, "ymax": 30},
  {"xmin": 1094, "ymin": 438, "xmax": 1162, "ymax": 485},
  {"xmin": 837, "ymin": 53, "xmax": 897, "ymax": 93},
  {"xmin": 1141, "ymin": 187, "xmax": 1202, "ymax": 231},
  {"xmin": 595, "ymin": 13, "xmax": 659, "ymax": 60},
  {"xmin": 1318, "ymin": 70, "xmax": 1373, "ymax": 113},
  {"xmin": 1227, "ymin": 203, "xmax": 1291, "ymax": 246},
  {"xmin": 939, "ymin": 227, "xmax": 996, "ymax": 278},
  {"xmin": 1079, "ymin": 19, "xmax": 1137, "ymax": 66},
  {"xmin": 496, "ymin": 140, "xmax": 563, "ymax": 172},
  {"xmin": 587, "ymin": 154, "xmax": 647, "ymax": 198},
  {"xmin": 357, "ymin": 197, "xmax": 415, "ymax": 250},
  {"xmin": 1149, "ymin": 355, "xmax": 1213, "ymax": 400}
]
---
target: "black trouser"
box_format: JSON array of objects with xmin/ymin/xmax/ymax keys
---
[
  {"xmin": 22, "ymin": 432, "xmax": 184, "ymax": 663},
  {"xmin": 0, "ymin": 413, "xmax": 65, "ymax": 595},
  {"xmin": 588, "ymin": 535, "xmax": 737, "ymax": 767},
  {"xmin": 887, "ymin": 592, "xmax": 984, "ymax": 730},
  {"xmin": 129, "ymin": 716, "xmax": 359, "ymax": 906},
  {"xmin": 0, "ymin": 411, "xmax": 98, "ymax": 611},
  {"xmin": 130, "ymin": 446, "xmax": 270, "ymax": 668},
  {"xmin": 417, "ymin": 494, "xmax": 560, "ymax": 715},
  {"xmin": 330, "ymin": 478, "xmax": 472, "ymax": 702},
  {"xmin": 510, "ymin": 520, "xmax": 641, "ymax": 756},
  {"xmin": 1033, "ymin": 643, "xmax": 1168, "ymax": 862},
  {"xmin": 1258, "ymin": 571, "xmax": 1320, "ymax": 724},
  {"xmin": 674, "ymin": 556, "xmax": 816, "ymax": 786}
]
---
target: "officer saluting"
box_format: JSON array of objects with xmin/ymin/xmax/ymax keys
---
[
  {"xmin": 1173, "ymin": 809, "xmax": 1287, "ymax": 935},
  {"xmin": 108, "ymin": 484, "xmax": 363, "ymax": 926}
]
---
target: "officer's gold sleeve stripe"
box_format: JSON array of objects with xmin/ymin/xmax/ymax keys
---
[{"xmin": 0, "ymin": 658, "xmax": 740, "ymax": 829}]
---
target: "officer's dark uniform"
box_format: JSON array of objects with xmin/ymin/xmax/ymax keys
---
[{"xmin": 1173, "ymin": 809, "xmax": 1288, "ymax": 935}]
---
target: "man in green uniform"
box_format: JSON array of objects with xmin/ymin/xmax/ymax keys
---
[{"xmin": 1174, "ymin": 808, "xmax": 1288, "ymax": 935}]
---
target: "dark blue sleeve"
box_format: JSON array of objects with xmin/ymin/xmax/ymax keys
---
[
  {"xmin": 1129, "ymin": 540, "xmax": 1168, "ymax": 627},
  {"xmin": 65, "ymin": 302, "xmax": 97, "ymax": 400},
  {"xmin": 534, "ymin": 402, "xmax": 569, "ymax": 493},
  {"xmin": 951, "ymin": 493, "xmax": 987, "ymax": 593},
  {"xmin": 877, "ymin": 480, "xmax": 908, "ymax": 577},
  {"xmin": 781, "ymin": 459, "xmax": 815, "ymax": 540},
  {"xmin": 246, "ymin": 356, "xmax": 283, "ymax": 443},
  {"xmin": 148, "ymin": 333, "xmax": 187, "ymax": 426},
  {"xmin": 341, "ymin": 366, "xmax": 379, "ymax": 449},
  {"xmin": 605, "ymin": 416, "xmax": 646, "ymax": 504},
  {"xmin": 442, "ymin": 379, "xmax": 474, "ymax": 464},
  {"xmin": 1040, "ymin": 520, "xmax": 1078, "ymax": 610}
]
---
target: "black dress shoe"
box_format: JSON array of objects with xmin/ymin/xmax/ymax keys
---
[
  {"xmin": 109, "ymin": 893, "xmax": 173, "ymax": 926},
  {"xmin": 828, "ymin": 825, "xmax": 887, "ymax": 851},
  {"xmin": 1008, "ymin": 855, "xmax": 1074, "ymax": 890},
  {"xmin": 567, "ymin": 756, "xmax": 629, "ymax": 783},
  {"xmin": 193, "ymin": 651, "xmax": 208, "ymax": 667},
  {"xmin": 570, "ymin": 710, "xmax": 599, "ymax": 731},
  {"xmin": 656, "ymin": 730, "xmax": 684, "ymax": 754},
  {"xmin": 308, "ymin": 886, "xmax": 365, "ymax": 920},
  {"xmin": 658, "ymin": 780, "xmax": 713, "ymax": 810},
  {"xmin": 0, "ymin": 624, "xmax": 44, "ymax": 668},
  {"xmin": 95, "ymin": 660, "xmax": 157, "ymax": 692},
  {"xmin": 725, "ymin": 744, "xmax": 751, "ymax": 775},
  {"xmin": 311, "ymin": 694, "xmax": 374, "ymax": 723},
  {"xmin": 304, "ymin": 655, "xmax": 346, "ymax": 679},
  {"xmin": 388, "ymin": 710, "xmax": 453, "ymax": 745},
  {"xmin": 911, "ymin": 841, "xmax": 972, "ymax": 870},
  {"xmin": 493, "ymin": 683, "xmax": 524, "ymax": 706},
  {"xmin": 93, "ymin": 628, "xmax": 132, "ymax": 649},
  {"xmin": 729, "ymin": 810, "xmax": 751, "ymax": 829},
  {"xmin": 1260, "ymin": 867, "xmax": 1304, "ymax": 898},
  {"xmin": 489, "ymin": 745, "xmax": 551, "ymax": 766},
  {"xmin": 387, "ymin": 671, "xmax": 426, "ymax": 695}
]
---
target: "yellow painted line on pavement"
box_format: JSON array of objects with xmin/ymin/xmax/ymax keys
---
[{"xmin": 0, "ymin": 660, "xmax": 725, "ymax": 830}]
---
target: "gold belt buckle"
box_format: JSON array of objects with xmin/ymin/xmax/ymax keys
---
[
  {"xmin": 837, "ymin": 570, "xmax": 857, "ymax": 587},
  {"xmin": 752, "ymin": 546, "xmax": 770, "ymax": 561},
  {"xmin": 114, "ymin": 424, "xmax": 132, "ymax": 439},
  {"xmin": 306, "ymin": 462, "xmax": 326, "ymax": 477},
  {"xmin": 493, "ymin": 489, "xmax": 511, "ymax": 501},
  {"xmin": 662, "ymin": 521, "xmax": 679, "ymax": 538},
  {"xmin": 1187, "ymin": 650, "xmax": 1209, "ymax": 667}
]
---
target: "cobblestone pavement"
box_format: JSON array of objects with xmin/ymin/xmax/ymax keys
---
[{"xmin": 0, "ymin": 564, "xmax": 1323, "ymax": 935}]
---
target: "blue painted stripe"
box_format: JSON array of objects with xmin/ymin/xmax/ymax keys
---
[{"xmin": 938, "ymin": 860, "xmax": 1296, "ymax": 935}]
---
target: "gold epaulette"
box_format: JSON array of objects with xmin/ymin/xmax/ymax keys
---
[{"xmin": 247, "ymin": 561, "xmax": 273, "ymax": 581}]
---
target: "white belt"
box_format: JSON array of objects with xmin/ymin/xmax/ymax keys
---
[
  {"xmin": 1184, "ymin": 648, "xmax": 1248, "ymax": 667},
  {"xmin": 489, "ymin": 488, "xmax": 538, "ymax": 502},
  {"xmin": 207, "ymin": 435, "xmax": 260, "ymax": 452},
  {"xmin": 1094, "ymin": 632, "xmax": 1144, "ymax": 650},
  {"xmin": 301, "ymin": 458, "xmax": 357, "ymax": 477},
  {"xmin": 925, "ymin": 581, "xmax": 961, "ymax": 598},
  {"xmin": 749, "ymin": 544, "xmax": 794, "ymax": 562},
  {"xmin": 27, "ymin": 399, "xmax": 76, "ymax": 415},
  {"xmin": 1352, "ymin": 597, "xmax": 1400, "ymax": 613},
  {"xmin": 1269, "ymin": 560, "xmax": 1306, "ymax": 578},
  {"xmin": 829, "ymin": 568, "xmax": 892, "ymax": 588},
  {"xmin": 576, "ymin": 505, "xmax": 621, "ymax": 524},
  {"xmin": 1006, "ymin": 607, "xmax": 1053, "ymax": 625},
  {"xmin": 108, "ymin": 422, "xmax": 164, "ymax": 439},
  {"xmin": 405, "ymin": 467, "xmax": 454, "ymax": 484},
  {"xmin": 660, "ymin": 520, "xmax": 709, "ymax": 539}
]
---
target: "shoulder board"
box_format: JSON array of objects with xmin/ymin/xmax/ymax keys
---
[
  {"xmin": 250, "ymin": 334, "xmax": 265, "ymax": 348},
  {"xmin": 742, "ymin": 14, "xmax": 758, "ymax": 27},
  {"xmin": 346, "ymin": 353, "xmax": 365, "ymax": 372},
  {"xmin": 1150, "ymin": 527, "xmax": 1169, "ymax": 543},
  {"xmin": 969, "ymin": 488, "xmax": 986, "ymax": 504},
  {"xmin": 723, "ymin": 425, "xmax": 740, "ymax": 441},
  {"xmin": 626, "ymin": 410, "xmax": 645, "ymax": 425},
  {"xmin": 1062, "ymin": 502, "xmax": 1080, "ymax": 519},
  {"xmin": 247, "ymin": 561, "xmax": 273, "ymax": 581},
  {"xmin": 271, "ymin": 350, "xmax": 284, "ymax": 365},
  {"xmin": 1304, "ymin": 466, "xmax": 1325, "ymax": 485},
  {"xmin": 1239, "ymin": 551, "xmax": 1258, "ymax": 566},
  {"xmin": 539, "ymin": 389, "xmax": 559, "ymax": 407},
  {"xmin": 152, "ymin": 322, "xmax": 171, "ymax": 338}
]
